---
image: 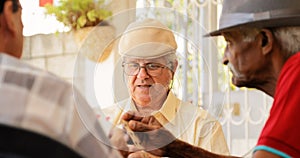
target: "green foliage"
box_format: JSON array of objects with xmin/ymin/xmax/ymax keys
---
[{"xmin": 45, "ymin": 0, "xmax": 112, "ymax": 30}]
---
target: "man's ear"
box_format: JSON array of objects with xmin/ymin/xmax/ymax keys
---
[
  {"xmin": 2, "ymin": 1, "xmax": 18, "ymax": 35},
  {"xmin": 172, "ymin": 60, "xmax": 178, "ymax": 72},
  {"xmin": 169, "ymin": 59, "xmax": 178, "ymax": 80},
  {"xmin": 261, "ymin": 29, "xmax": 274, "ymax": 55}
]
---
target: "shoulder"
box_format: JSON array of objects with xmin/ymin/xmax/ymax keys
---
[
  {"xmin": 0, "ymin": 53, "xmax": 69, "ymax": 87},
  {"xmin": 0, "ymin": 54, "xmax": 121, "ymax": 158}
]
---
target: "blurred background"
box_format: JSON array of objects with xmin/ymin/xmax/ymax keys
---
[{"xmin": 20, "ymin": 0, "xmax": 273, "ymax": 157}]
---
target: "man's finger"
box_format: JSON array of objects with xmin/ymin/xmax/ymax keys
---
[
  {"xmin": 141, "ymin": 116, "xmax": 151, "ymax": 124},
  {"xmin": 122, "ymin": 111, "xmax": 136, "ymax": 120},
  {"xmin": 128, "ymin": 120, "xmax": 157, "ymax": 132},
  {"xmin": 122, "ymin": 111, "xmax": 144, "ymax": 121},
  {"xmin": 148, "ymin": 116, "xmax": 162, "ymax": 127}
]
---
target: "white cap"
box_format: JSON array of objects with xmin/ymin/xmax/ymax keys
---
[{"xmin": 118, "ymin": 18, "xmax": 177, "ymax": 59}]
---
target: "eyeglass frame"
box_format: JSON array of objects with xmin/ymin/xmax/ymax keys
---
[{"xmin": 122, "ymin": 62, "xmax": 173, "ymax": 77}]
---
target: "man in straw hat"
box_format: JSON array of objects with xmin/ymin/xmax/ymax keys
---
[
  {"xmin": 104, "ymin": 18, "xmax": 229, "ymax": 157},
  {"xmin": 121, "ymin": 0, "xmax": 300, "ymax": 157}
]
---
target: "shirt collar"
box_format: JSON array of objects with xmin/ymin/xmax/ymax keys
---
[
  {"xmin": 152, "ymin": 92, "xmax": 180, "ymax": 125},
  {"xmin": 120, "ymin": 92, "xmax": 181, "ymax": 125}
]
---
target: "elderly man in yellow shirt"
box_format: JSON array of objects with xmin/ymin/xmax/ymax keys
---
[{"xmin": 103, "ymin": 18, "xmax": 229, "ymax": 156}]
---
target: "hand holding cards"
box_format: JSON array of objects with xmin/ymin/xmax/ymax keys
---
[{"xmin": 121, "ymin": 120, "xmax": 144, "ymax": 150}]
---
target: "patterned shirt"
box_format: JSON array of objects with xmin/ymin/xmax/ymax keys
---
[{"xmin": 0, "ymin": 53, "xmax": 121, "ymax": 158}]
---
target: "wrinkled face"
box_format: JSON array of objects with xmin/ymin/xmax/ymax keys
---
[
  {"xmin": 123, "ymin": 57, "xmax": 173, "ymax": 107},
  {"xmin": 222, "ymin": 30, "xmax": 269, "ymax": 88}
]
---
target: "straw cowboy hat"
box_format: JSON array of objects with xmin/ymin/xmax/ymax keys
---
[
  {"xmin": 118, "ymin": 18, "xmax": 177, "ymax": 59},
  {"xmin": 208, "ymin": 0, "xmax": 300, "ymax": 36}
]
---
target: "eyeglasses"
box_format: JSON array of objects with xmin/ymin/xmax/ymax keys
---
[{"xmin": 122, "ymin": 63, "xmax": 169, "ymax": 76}]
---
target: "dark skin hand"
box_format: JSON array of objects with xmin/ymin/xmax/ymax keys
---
[
  {"xmin": 122, "ymin": 111, "xmax": 240, "ymax": 158},
  {"xmin": 121, "ymin": 111, "xmax": 175, "ymax": 157}
]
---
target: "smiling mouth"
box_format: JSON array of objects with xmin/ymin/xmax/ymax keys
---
[{"xmin": 137, "ymin": 85, "xmax": 152, "ymax": 87}]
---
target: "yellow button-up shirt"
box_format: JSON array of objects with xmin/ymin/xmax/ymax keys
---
[{"xmin": 103, "ymin": 92, "xmax": 229, "ymax": 155}]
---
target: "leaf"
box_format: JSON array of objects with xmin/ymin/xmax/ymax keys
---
[
  {"xmin": 87, "ymin": 10, "xmax": 97, "ymax": 22},
  {"xmin": 77, "ymin": 15, "xmax": 87, "ymax": 28}
]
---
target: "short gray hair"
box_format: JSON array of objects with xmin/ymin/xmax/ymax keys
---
[
  {"xmin": 162, "ymin": 52, "xmax": 177, "ymax": 70},
  {"xmin": 271, "ymin": 26, "xmax": 300, "ymax": 58},
  {"xmin": 233, "ymin": 26, "xmax": 300, "ymax": 58}
]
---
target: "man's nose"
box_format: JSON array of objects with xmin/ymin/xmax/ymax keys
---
[
  {"xmin": 137, "ymin": 67, "xmax": 149, "ymax": 79},
  {"xmin": 223, "ymin": 46, "xmax": 229, "ymax": 65}
]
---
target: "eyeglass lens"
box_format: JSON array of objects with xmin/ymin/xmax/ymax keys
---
[{"xmin": 123, "ymin": 63, "xmax": 165, "ymax": 76}]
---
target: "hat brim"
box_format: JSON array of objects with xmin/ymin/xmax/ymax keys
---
[
  {"xmin": 205, "ymin": 16, "xmax": 300, "ymax": 37},
  {"xmin": 120, "ymin": 43, "xmax": 176, "ymax": 59}
]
